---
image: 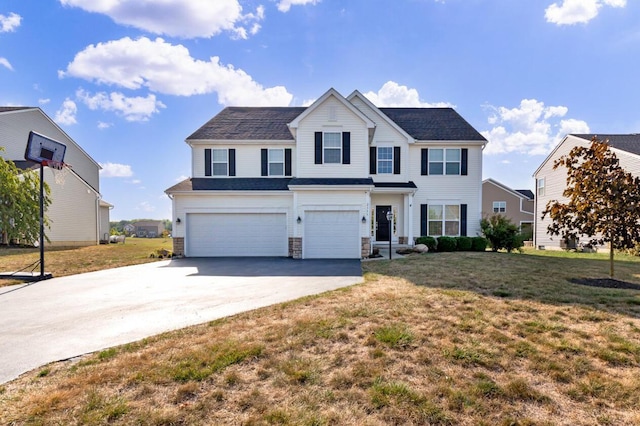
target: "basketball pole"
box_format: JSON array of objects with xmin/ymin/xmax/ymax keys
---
[{"xmin": 39, "ymin": 162, "xmax": 45, "ymax": 280}]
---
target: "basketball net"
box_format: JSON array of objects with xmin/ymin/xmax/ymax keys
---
[{"xmin": 43, "ymin": 160, "xmax": 71, "ymax": 186}]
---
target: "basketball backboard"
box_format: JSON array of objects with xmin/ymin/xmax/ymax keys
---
[{"xmin": 25, "ymin": 131, "xmax": 66, "ymax": 165}]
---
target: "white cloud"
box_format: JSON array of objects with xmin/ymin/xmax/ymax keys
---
[
  {"xmin": 97, "ymin": 121, "xmax": 112, "ymax": 129},
  {"xmin": 59, "ymin": 0, "xmax": 263, "ymax": 39},
  {"xmin": 277, "ymin": 0, "xmax": 321, "ymax": 13},
  {"xmin": 54, "ymin": 98, "xmax": 78, "ymax": 125},
  {"xmin": 0, "ymin": 57, "xmax": 13, "ymax": 71},
  {"xmin": 136, "ymin": 201, "xmax": 155, "ymax": 212},
  {"xmin": 60, "ymin": 37, "xmax": 293, "ymax": 106},
  {"xmin": 76, "ymin": 88, "xmax": 165, "ymax": 122},
  {"xmin": 482, "ymin": 99, "xmax": 589, "ymax": 156},
  {"xmin": 0, "ymin": 12, "xmax": 21, "ymax": 32},
  {"xmin": 175, "ymin": 175, "xmax": 189, "ymax": 182},
  {"xmin": 38, "ymin": 98, "xmax": 50, "ymax": 105},
  {"xmin": 545, "ymin": 0, "xmax": 626, "ymax": 25},
  {"xmin": 99, "ymin": 162, "xmax": 134, "ymax": 177},
  {"xmin": 363, "ymin": 81, "xmax": 454, "ymax": 107}
]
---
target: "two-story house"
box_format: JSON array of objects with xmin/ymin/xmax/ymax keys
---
[
  {"xmin": 482, "ymin": 178, "xmax": 534, "ymax": 238},
  {"xmin": 534, "ymin": 133, "xmax": 640, "ymax": 250},
  {"xmin": 165, "ymin": 88, "xmax": 487, "ymax": 259},
  {"xmin": 0, "ymin": 106, "xmax": 112, "ymax": 246}
]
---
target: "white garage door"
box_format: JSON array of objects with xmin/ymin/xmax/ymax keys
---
[
  {"xmin": 186, "ymin": 213, "xmax": 287, "ymax": 257},
  {"xmin": 304, "ymin": 211, "xmax": 360, "ymax": 259}
]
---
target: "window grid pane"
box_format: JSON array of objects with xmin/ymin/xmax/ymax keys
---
[
  {"xmin": 269, "ymin": 149, "xmax": 283, "ymax": 162},
  {"xmin": 445, "ymin": 162, "xmax": 460, "ymax": 175},
  {"xmin": 269, "ymin": 163, "xmax": 284, "ymax": 176},
  {"xmin": 324, "ymin": 132, "xmax": 341, "ymax": 147},
  {"xmin": 212, "ymin": 163, "xmax": 227, "ymax": 176},
  {"xmin": 428, "ymin": 221, "xmax": 442, "ymax": 236},
  {"xmin": 429, "ymin": 163, "xmax": 443, "ymax": 175},
  {"xmin": 212, "ymin": 149, "xmax": 227, "ymax": 162},
  {"xmin": 428, "ymin": 205, "xmax": 443, "ymax": 220},
  {"xmin": 444, "ymin": 221, "xmax": 459, "ymax": 236},
  {"xmin": 324, "ymin": 149, "xmax": 341, "ymax": 163},
  {"xmin": 445, "ymin": 205, "xmax": 459, "ymax": 220}
]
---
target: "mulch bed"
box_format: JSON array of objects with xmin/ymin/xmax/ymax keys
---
[{"xmin": 569, "ymin": 278, "xmax": 640, "ymax": 290}]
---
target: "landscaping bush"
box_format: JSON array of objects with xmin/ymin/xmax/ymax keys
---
[
  {"xmin": 456, "ymin": 236, "xmax": 472, "ymax": 251},
  {"xmin": 480, "ymin": 215, "xmax": 523, "ymax": 253},
  {"xmin": 415, "ymin": 236, "xmax": 437, "ymax": 252},
  {"xmin": 437, "ymin": 236, "xmax": 457, "ymax": 252},
  {"xmin": 471, "ymin": 236, "xmax": 488, "ymax": 252}
]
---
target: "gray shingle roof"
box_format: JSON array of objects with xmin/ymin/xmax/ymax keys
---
[
  {"xmin": 573, "ymin": 134, "xmax": 640, "ymax": 156},
  {"xmin": 187, "ymin": 106, "xmax": 487, "ymax": 142},
  {"xmin": 0, "ymin": 106, "xmax": 33, "ymax": 113},
  {"xmin": 515, "ymin": 189, "xmax": 534, "ymax": 200},
  {"xmin": 380, "ymin": 108, "xmax": 487, "ymax": 141},
  {"xmin": 188, "ymin": 107, "xmax": 305, "ymax": 140},
  {"xmin": 289, "ymin": 178, "xmax": 374, "ymax": 186},
  {"xmin": 167, "ymin": 178, "xmax": 293, "ymax": 192},
  {"xmin": 373, "ymin": 181, "xmax": 417, "ymax": 189}
]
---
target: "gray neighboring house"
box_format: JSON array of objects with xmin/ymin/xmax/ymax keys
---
[
  {"xmin": 482, "ymin": 178, "xmax": 534, "ymax": 238},
  {"xmin": 132, "ymin": 220, "xmax": 165, "ymax": 238},
  {"xmin": 533, "ymin": 134, "xmax": 640, "ymax": 250}
]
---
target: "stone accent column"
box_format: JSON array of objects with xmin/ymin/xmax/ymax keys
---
[
  {"xmin": 289, "ymin": 237, "xmax": 302, "ymax": 259},
  {"xmin": 399, "ymin": 236, "xmax": 408, "ymax": 245},
  {"xmin": 361, "ymin": 237, "xmax": 371, "ymax": 258},
  {"xmin": 173, "ymin": 237, "xmax": 184, "ymax": 257}
]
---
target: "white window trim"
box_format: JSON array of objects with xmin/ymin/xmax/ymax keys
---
[
  {"xmin": 427, "ymin": 204, "xmax": 460, "ymax": 237},
  {"xmin": 429, "ymin": 148, "xmax": 461, "ymax": 176},
  {"xmin": 268, "ymin": 148, "xmax": 284, "ymax": 176},
  {"xmin": 537, "ymin": 178, "xmax": 545, "ymax": 196},
  {"xmin": 493, "ymin": 201, "xmax": 506, "ymax": 213},
  {"xmin": 377, "ymin": 146, "xmax": 393, "ymax": 174},
  {"xmin": 212, "ymin": 148, "xmax": 228, "ymax": 176},
  {"xmin": 323, "ymin": 132, "xmax": 342, "ymax": 164}
]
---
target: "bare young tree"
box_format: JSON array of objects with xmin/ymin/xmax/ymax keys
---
[{"xmin": 542, "ymin": 137, "xmax": 640, "ymax": 278}]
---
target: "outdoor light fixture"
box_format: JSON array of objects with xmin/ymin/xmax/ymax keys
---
[
  {"xmin": 362, "ymin": 216, "xmax": 366, "ymax": 224},
  {"xmin": 297, "ymin": 216, "xmax": 302, "ymax": 224},
  {"xmin": 176, "ymin": 218, "xmax": 181, "ymax": 224}
]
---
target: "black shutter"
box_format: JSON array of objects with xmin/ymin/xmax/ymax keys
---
[
  {"xmin": 314, "ymin": 132, "xmax": 322, "ymax": 164},
  {"xmin": 460, "ymin": 204, "xmax": 467, "ymax": 236},
  {"xmin": 393, "ymin": 146, "xmax": 401, "ymax": 174},
  {"xmin": 342, "ymin": 132, "xmax": 350, "ymax": 164},
  {"xmin": 285, "ymin": 148, "xmax": 292, "ymax": 176},
  {"xmin": 420, "ymin": 204, "xmax": 428, "ymax": 236},
  {"xmin": 421, "ymin": 149, "xmax": 428, "ymax": 175},
  {"xmin": 261, "ymin": 149, "xmax": 268, "ymax": 176},
  {"xmin": 369, "ymin": 147, "xmax": 377, "ymax": 174},
  {"xmin": 229, "ymin": 149, "xmax": 236, "ymax": 176},
  {"xmin": 461, "ymin": 148, "xmax": 468, "ymax": 176},
  {"xmin": 204, "ymin": 148, "xmax": 212, "ymax": 176}
]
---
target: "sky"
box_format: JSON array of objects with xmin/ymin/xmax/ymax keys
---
[{"xmin": 1, "ymin": 0, "xmax": 638, "ymax": 220}]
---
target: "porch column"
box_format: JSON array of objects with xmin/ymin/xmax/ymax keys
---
[{"xmin": 407, "ymin": 192, "xmax": 414, "ymax": 245}]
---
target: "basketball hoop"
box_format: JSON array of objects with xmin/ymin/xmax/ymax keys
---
[{"xmin": 42, "ymin": 160, "xmax": 71, "ymax": 186}]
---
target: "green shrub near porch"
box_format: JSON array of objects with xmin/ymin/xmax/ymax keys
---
[{"xmin": 437, "ymin": 236, "xmax": 457, "ymax": 252}]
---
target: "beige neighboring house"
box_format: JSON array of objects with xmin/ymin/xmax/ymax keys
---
[
  {"xmin": 132, "ymin": 220, "xmax": 165, "ymax": 238},
  {"xmin": 533, "ymin": 134, "xmax": 640, "ymax": 250},
  {"xmin": 0, "ymin": 106, "xmax": 113, "ymax": 246},
  {"xmin": 482, "ymin": 178, "xmax": 534, "ymax": 237}
]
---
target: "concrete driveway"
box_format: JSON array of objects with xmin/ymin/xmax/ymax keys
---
[{"xmin": 0, "ymin": 257, "xmax": 362, "ymax": 384}]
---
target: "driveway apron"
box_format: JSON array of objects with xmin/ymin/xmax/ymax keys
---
[{"xmin": 0, "ymin": 257, "xmax": 362, "ymax": 384}]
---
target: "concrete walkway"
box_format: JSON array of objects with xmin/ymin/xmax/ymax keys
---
[{"xmin": 0, "ymin": 258, "xmax": 362, "ymax": 384}]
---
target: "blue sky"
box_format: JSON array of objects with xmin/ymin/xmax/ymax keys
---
[{"xmin": 1, "ymin": 0, "xmax": 637, "ymax": 220}]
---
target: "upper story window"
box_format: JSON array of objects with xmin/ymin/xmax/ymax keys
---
[
  {"xmin": 323, "ymin": 132, "xmax": 342, "ymax": 163},
  {"xmin": 269, "ymin": 149, "xmax": 284, "ymax": 176},
  {"xmin": 493, "ymin": 201, "xmax": 506, "ymax": 213},
  {"xmin": 429, "ymin": 148, "xmax": 460, "ymax": 175},
  {"xmin": 377, "ymin": 147, "xmax": 393, "ymax": 174},
  {"xmin": 537, "ymin": 178, "xmax": 545, "ymax": 196},
  {"xmin": 212, "ymin": 148, "xmax": 228, "ymax": 176}
]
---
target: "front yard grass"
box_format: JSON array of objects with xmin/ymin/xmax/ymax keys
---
[
  {"xmin": 1, "ymin": 250, "xmax": 640, "ymax": 424},
  {"xmin": 0, "ymin": 237, "xmax": 171, "ymax": 287}
]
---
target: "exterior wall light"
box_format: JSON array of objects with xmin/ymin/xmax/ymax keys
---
[
  {"xmin": 362, "ymin": 216, "xmax": 366, "ymax": 223},
  {"xmin": 297, "ymin": 216, "xmax": 302, "ymax": 224},
  {"xmin": 176, "ymin": 218, "xmax": 181, "ymax": 224}
]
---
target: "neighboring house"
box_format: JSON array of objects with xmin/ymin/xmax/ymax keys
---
[
  {"xmin": 0, "ymin": 107, "xmax": 112, "ymax": 246},
  {"xmin": 99, "ymin": 200, "xmax": 114, "ymax": 242},
  {"xmin": 165, "ymin": 88, "xmax": 487, "ymax": 259},
  {"xmin": 534, "ymin": 134, "xmax": 640, "ymax": 250},
  {"xmin": 482, "ymin": 178, "xmax": 534, "ymax": 238},
  {"xmin": 123, "ymin": 224, "xmax": 136, "ymax": 235},
  {"xmin": 132, "ymin": 220, "xmax": 165, "ymax": 238}
]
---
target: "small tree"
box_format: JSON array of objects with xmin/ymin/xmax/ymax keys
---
[
  {"xmin": 480, "ymin": 214, "xmax": 523, "ymax": 252},
  {"xmin": 542, "ymin": 137, "xmax": 640, "ymax": 278},
  {"xmin": 0, "ymin": 148, "xmax": 50, "ymax": 245}
]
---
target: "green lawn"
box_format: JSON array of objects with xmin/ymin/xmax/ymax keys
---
[{"xmin": 1, "ymin": 250, "xmax": 640, "ymax": 425}]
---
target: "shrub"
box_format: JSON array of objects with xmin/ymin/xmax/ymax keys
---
[
  {"xmin": 456, "ymin": 236, "xmax": 472, "ymax": 251},
  {"xmin": 471, "ymin": 237, "xmax": 488, "ymax": 252},
  {"xmin": 480, "ymin": 215, "xmax": 524, "ymax": 253},
  {"xmin": 415, "ymin": 236, "xmax": 437, "ymax": 252},
  {"xmin": 437, "ymin": 236, "xmax": 457, "ymax": 252}
]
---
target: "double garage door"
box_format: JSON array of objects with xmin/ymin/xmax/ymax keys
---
[
  {"xmin": 186, "ymin": 211, "xmax": 361, "ymax": 258},
  {"xmin": 186, "ymin": 213, "xmax": 287, "ymax": 257}
]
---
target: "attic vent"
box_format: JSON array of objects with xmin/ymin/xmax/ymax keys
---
[{"xmin": 328, "ymin": 106, "xmax": 337, "ymax": 121}]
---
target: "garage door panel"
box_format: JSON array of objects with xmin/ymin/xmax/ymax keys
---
[
  {"xmin": 304, "ymin": 211, "xmax": 360, "ymax": 259},
  {"xmin": 187, "ymin": 213, "xmax": 287, "ymax": 257}
]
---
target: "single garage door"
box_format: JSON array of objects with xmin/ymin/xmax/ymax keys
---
[
  {"xmin": 186, "ymin": 213, "xmax": 287, "ymax": 257},
  {"xmin": 304, "ymin": 211, "xmax": 360, "ymax": 259}
]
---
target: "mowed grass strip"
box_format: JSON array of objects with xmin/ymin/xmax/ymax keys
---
[
  {"xmin": 1, "ymin": 251, "xmax": 640, "ymax": 424},
  {"xmin": 0, "ymin": 238, "xmax": 171, "ymax": 286}
]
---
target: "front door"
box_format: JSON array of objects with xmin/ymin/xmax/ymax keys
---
[{"xmin": 375, "ymin": 205, "xmax": 391, "ymax": 242}]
